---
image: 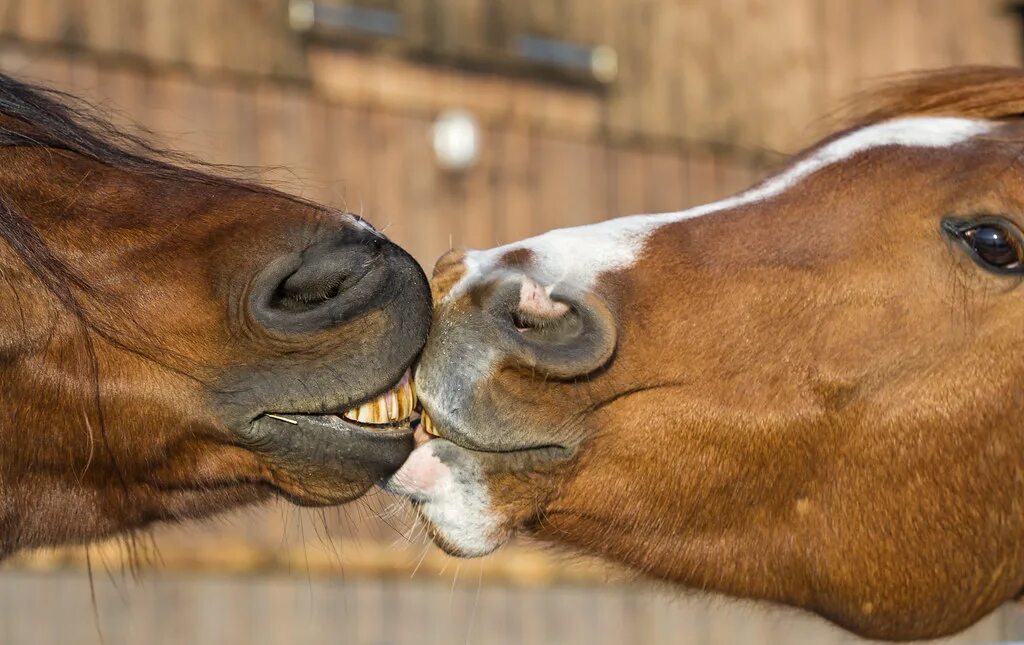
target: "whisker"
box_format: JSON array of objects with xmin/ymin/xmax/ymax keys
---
[
  {"xmin": 265, "ymin": 413, "xmax": 298, "ymax": 425},
  {"xmin": 409, "ymin": 540, "xmax": 431, "ymax": 579}
]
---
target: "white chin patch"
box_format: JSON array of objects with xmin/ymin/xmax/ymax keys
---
[{"xmin": 386, "ymin": 441, "xmax": 503, "ymax": 558}]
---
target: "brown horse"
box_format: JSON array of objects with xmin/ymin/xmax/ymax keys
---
[
  {"xmin": 0, "ymin": 75, "xmax": 432, "ymax": 558},
  {"xmin": 390, "ymin": 66, "xmax": 1024, "ymax": 640}
]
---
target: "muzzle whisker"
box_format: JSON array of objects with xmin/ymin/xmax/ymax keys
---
[{"xmin": 409, "ymin": 540, "xmax": 432, "ymax": 579}]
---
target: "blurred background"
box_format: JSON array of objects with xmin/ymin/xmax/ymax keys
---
[{"xmin": 1, "ymin": 1, "xmax": 1023, "ymax": 643}]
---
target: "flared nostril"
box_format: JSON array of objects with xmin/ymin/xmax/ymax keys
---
[
  {"xmin": 516, "ymin": 277, "xmax": 569, "ymax": 323},
  {"xmin": 273, "ymin": 253, "xmax": 365, "ymax": 312},
  {"xmin": 482, "ymin": 276, "xmax": 617, "ymax": 378},
  {"xmin": 250, "ymin": 230, "xmax": 398, "ymax": 334}
]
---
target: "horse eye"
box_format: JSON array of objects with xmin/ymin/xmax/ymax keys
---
[
  {"xmin": 967, "ymin": 226, "xmax": 1019, "ymax": 267},
  {"xmin": 942, "ymin": 217, "xmax": 1024, "ymax": 274}
]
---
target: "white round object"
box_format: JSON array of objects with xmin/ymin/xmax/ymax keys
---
[{"xmin": 432, "ymin": 109, "xmax": 481, "ymax": 172}]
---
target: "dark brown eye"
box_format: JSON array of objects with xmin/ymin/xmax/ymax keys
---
[
  {"xmin": 965, "ymin": 226, "xmax": 1018, "ymax": 267},
  {"xmin": 942, "ymin": 217, "xmax": 1024, "ymax": 274}
]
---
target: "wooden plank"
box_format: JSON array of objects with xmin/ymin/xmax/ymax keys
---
[
  {"xmin": 520, "ymin": 0, "xmax": 567, "ymax": 38},
  {"xmin": 395, "ymin": 111, "xmax": 447, "ymax": 266},
  {"xmin": 65, "ymin": 52, "xmax": 103, "ymax": 104},
  {"xmin": 888, "ymin": 0, "xmax": 922, "ymax": 74},
  {"xmin": 604, "ymin": 0, "xmax": 646, "ymax": 142},
  {"xmin": 641, "ymin": 0, "xmax": 679, "ymax": 141},
  {"xmin": 226, "ymin": 82, "xmax": 261, "ymax": 169},
  {"xmin": 533, "ymin": 135, "xmax": 580, "ymax": 233},
  {"xmin": 610, "ymin": 144, "xmax": 648, "ymax": 217},
  {"xmin": 16, "ymin": 51, "xmax": 71, "ymax": 89},
  {"xmin": 189, "ymin": 0, "xmax": 224, "ymax": 71},
  {"xmin": 0, "ymin": 0, "xmax": 20, "ymax": 36},
  {"xmin": 855, "ymin": 0, "xmax": 898, "ymax": 84},
  {"xmin": 138, "ymin": 0, "xmax": 182, "ymax": 65},
  {"xmin": 913, "ymin": 0, "xmax": 952, "ymax": 70},
  {"xmin": 459, "ymin": 122, "xmax": 498, "ymax": 250},
  {"xmin": 715, "ymin": 157, "xmax": 756, "ymax": 198},
  {"xmin": 674, "ymin": 0, "xmax": 713, "ymax": 145},
  {"xmin": 977, "ymin": 0, "xmax": 1020, "ymax": 64},
  {"xmin": 771, "ymin": 0, "xmax": 823, "ymax": 152},
  {"xmin": 144, "ymin": 72, "xmax": 201, "ymax": 159},
  {"xmin": 819, "ymin": 0, "xmax": 860, "ymax": 115},
  {"xmin": 196, "ymin": 79, "xmax": 247, "ymax": 168},
  {"xmin": 949, "ymin": 0, "xmax": 1015, "ymax": 65},
  {"xmin": 648, "ymin": 594, "xmax": 710, "ymax": 645},
  {"xmin": 15, "ymin": 0, "xmax": 62, "ymax": 43},
  {"xmin": 308, "ymin": 48, "xmax": 603, "ymax": 140},
  {"xmin": 685, "ymin": 148, "xmax": 720, "ymax": 207},
  {"xmin": 368, "ymin": 111, "xmax": 410, "ymax": 245},
  {"xmin": 644, "ymin": 148, "xmax": 687, "ymax": 215},
  {"xmin": 492, "ymin": 124, "xmax": 535, "ymax": 245},
  {"xmin": 398, "ymin": 0, "xmax": 431, "ymax": 50},
  {"xmin": 325, "ymin": 102, "xmax": 373, "ymax": 219},
  {"xmin": 80, "ymin": 0, "xmax": 124, "ymax": 53},
  {"xmin": 448, "ymin": 0, "xmax": 490, "ymax": 57},
  {"xmin": 253, "ymin": 82, "xmax": 318, "ymax": 195}
]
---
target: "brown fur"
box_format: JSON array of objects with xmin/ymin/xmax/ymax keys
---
[
  {"xmin": 419, "ymin": 67, "xmax": 1024, "ymax": 640},
  {"xmin": 848, "ymin": 65, "xmax": 1024, "ymax": 125},
  {"xmin": 0, "ymin": 77, "xmax": 431, "ymax": 556}
]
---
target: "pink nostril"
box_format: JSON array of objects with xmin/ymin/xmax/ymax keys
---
[{"xmin": 518, "ymin": 278, "xmax": 569, "ymax": 319}]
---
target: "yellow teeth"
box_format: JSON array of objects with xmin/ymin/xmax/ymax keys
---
[
  {"xmin": 420, "ymin": 411, "xmax": 440, "ymax": 437},
  {"xmin": 342, "ymin": 371, "xmax": 417, "ymax": 426}
]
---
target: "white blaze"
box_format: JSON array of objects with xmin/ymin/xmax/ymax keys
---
[{"xmin": 446, "ymin": 116, "xmax": 991, "ymax": 298}]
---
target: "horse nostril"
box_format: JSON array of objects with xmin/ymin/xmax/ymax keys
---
[
  {"xmin": 251, "ymin": 230, "xmax": 394, "ymax": 334},
  {"xmin": 274, "ymin": 257, "xmax": 358, "ymax": 311},
  {"xmin": 498, "ymin": 277, "xmax": 578, "ymax": 339},
  {"xmin": 489, "ymin": 277, "xmax": 617, "ymax": 378},
  {"xmin": 515, "ymin": 277, "xmax": 569, "ymax": 327}
]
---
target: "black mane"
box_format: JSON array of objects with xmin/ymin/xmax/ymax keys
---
[{"xmin": 0, "ymin": 73, "xmax": 257, "ymax": 185}]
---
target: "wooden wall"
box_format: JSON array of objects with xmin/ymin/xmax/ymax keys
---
[
  {"xmin": 0, "ymin": 1, "xmax": 1022, "ymax": 643},
  {"xmin": 0, "ymin": 0, "xmax": 1016, "ymax": 155},
  {"xmin": 0, "ymin": 569, "xmax": 1017, "ymax": 645}
]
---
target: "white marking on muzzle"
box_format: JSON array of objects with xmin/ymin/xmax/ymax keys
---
[{"xmin": 386, "ymin": 442, "xmax": 502, "ymax": 557}]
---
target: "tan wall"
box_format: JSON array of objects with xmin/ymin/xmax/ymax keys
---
[
  {"xmin": 0, "ymin": 569, "xmax": 1018, "ymax": 645},
  {"xmin": 0, "ymin": 2, "xmax": 1023, "ymax": 643},
  {"xmin": 0, "ymin": 0, "xmax": 1017, "ymax": 155}
]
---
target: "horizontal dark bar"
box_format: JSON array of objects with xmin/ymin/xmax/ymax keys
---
[
  {"xmin": 515, "ymin": 35, "xmax": 592, "ymax": 71},
  {"xmin": 292, "ymin": 1, "xmax": 402, "ymax": 38},
  {"xmin": 513, "ymin": 34, "xmax": 617, "ymax": 84}
]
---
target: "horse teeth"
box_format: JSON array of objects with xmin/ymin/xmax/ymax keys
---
[
  {"xmin": 421, "ymin": 412, "xmax": 440, "ymax": 437},
  {"xmin": 386, "ymin": 390, "xmax": 399, "ymax": 420},
  {"xmin": 341, "ymin": 370, "xmax": 416, "ymax": 427}
]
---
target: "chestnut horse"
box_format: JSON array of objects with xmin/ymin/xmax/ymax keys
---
[
  {"xmin": 390, "ymin": 67, "xmax": 1024, "ymax": 640},
  {"xmin": 0, "ymin": 75, "xmax": 432, "ymax": 558}
]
